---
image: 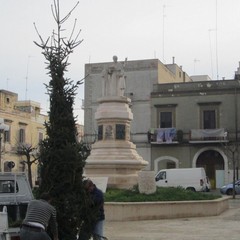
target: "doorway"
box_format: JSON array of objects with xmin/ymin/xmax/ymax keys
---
[{"xmin": 196, "ymin": 150, "xmax": 224, "ymax": 189}]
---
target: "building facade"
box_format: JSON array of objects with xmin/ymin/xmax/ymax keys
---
[
  {"xmin": 151, "ymin": 79, "xmax": 240, "ymax": 189},
  {"xmin": 84, "ymin": 58, "xmax": 191, "ymax": 157},
  {"xmin": 84, "ymin": 58, "xmax": 240, "ymax": 189},
  {"xmin": 0, "ymin": 90, "xmax": 48, "ymax": 184}
]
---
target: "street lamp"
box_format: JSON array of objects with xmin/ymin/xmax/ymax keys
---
[{"xmin": 0, "ymin": 118, "xmax": 9, "ymax": 172}]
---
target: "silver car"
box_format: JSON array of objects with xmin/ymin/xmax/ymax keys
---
[{"xmin": 220, "ymin": 180, "xmax": 240, "ymax": 195}]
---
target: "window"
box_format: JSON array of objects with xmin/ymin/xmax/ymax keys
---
[
  {"xmin": 160, "ymin": 112, "xmax": 172, "ymax": 128},
  {"xmin": 38, "ymin": 132, "xmax": 43, "ymax": 143},
  {"xmin": 155, "ymin": 171, "xmax": 166, "ymax": 181},
  {"xmin": 198, "ymin": 102, "xmax": 220, "ymax": 129},
  {"xmin": 203, "ymin": 110, "xmax": 216, "ymax": 129},
  {"xmin": 155, "ymin": 105, "xmax": 177, "ymax": 128},
  {"xmin": 4, "ymin": 128, "xmax": 10, "ymax": 142},
  {"xmin": 19, "ymin": 128, "xmax": 25, "ymax": 143},
  {"xmin": 0, "ymin": 180, "xmax": 18, "ymax": 193}
]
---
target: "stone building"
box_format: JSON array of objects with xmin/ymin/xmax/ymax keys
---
[
  {"xmin": 0, "ymin": 90, "xmax": 48, "ymax": 184},
  {"xmin": 151, "ymin": 79, "xmax": 240, "ymax": 189},
  {"xmin": 84, "ymin": 58, "xmax": 240, "ymax": 189},
  {"xmin": 84, "ymin": 58, "xmax": 191, "ymax": 156}
]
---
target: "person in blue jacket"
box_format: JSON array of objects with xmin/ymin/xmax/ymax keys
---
[{"xmin": 83, "ymin": 179, "xmax": 105, "ymax": 240}]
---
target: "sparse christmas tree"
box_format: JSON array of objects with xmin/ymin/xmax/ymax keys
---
[{"xmin": 34, "ymin": 1, "xmax": 92, "ymax": 239}]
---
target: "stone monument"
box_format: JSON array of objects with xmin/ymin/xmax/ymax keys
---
[{"xmin": 85, "ymin": 56, "xmax": 148, "ymax": 189}]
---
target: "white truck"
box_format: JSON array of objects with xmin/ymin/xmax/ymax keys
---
[
  {"xmin": 0, "ymin": 172, "xmax": 34, "ymax": 240},
  {"xmin": 155, "ymin": 167, "xmax": 210, "ymax": 192}
]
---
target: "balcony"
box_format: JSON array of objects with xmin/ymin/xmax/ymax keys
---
[
  {"xmin": 189, "ymin": 128, "xmax": 228, "ymax": 143},
  {"xmin": 148, "ymin": 128, "xmax": 178, "ymax": 144},
  {"xmin": 148, "ymin": 128, "xmax": 229, "ymax": 145}
]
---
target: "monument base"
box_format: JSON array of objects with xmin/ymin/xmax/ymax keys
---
[
  {"xmin": 85, "ymin": 141, "xmax": 148, "ymax": 189},
  {"xmin": 85, "ymin": 164, "xmax": 147, "ymax": 189}
]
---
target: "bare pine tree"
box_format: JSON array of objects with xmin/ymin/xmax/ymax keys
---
[{"xmin": 34, "ymin": 1, "xmax": 93, "ymax": 239}]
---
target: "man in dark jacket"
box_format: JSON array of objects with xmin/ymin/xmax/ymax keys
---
[{"xmin": 84, "ymin": 179, "xmax": 105, "ymax": 240}]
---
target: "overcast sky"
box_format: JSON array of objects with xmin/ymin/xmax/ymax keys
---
[{"xmin": 1, "ymin": 0, "xmax": 240, "ymax": 123}]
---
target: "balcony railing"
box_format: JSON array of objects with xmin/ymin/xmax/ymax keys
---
[
  {"xmin": 148, "ymin": 128, "xmax": 178, "ymax": 144},
  {"xmin": 189, "ymin": 128, "xmax": 228, "ymax": 143},
  {"xmin": 148, "ymin": 128, "xmax": 228, "ymax": 144}
]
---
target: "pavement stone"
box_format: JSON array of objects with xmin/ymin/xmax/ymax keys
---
[{"xmin": 104, "ymin": 196, "xmax": 240, "ymax": 240}]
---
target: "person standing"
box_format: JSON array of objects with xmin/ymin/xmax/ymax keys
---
[
  {"xmin": 84, "ymin": 179, "xmax": 105, "ymax": 240},
  {"xmin": 20, "ymin": 192, "xmax": 58, "ymax": 240}
]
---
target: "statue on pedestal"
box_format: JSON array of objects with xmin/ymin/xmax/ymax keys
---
[
  {"xmin": 86, "ymin": 56, "xmax": 148, "ymax": 189},
  {"xmin": 102, "ymin": 56, "xmax": 127, "ymax": 97}
]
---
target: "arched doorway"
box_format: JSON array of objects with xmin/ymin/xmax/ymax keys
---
[
  {"xmin": 154, "ymin": 156, "xmax": 179, "ymax": 173},
  {"xmin": 196, "ymin": 150, "xmax": 224, "ymax": 189}
]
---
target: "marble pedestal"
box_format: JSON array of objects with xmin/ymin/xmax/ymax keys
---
[{"xmin": 85, "ymin": 96, "xmax": 148, "ymax": 189}]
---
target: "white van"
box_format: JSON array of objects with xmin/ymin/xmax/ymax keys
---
[
  {"xmin": 0, "ymin": 172, "xmax": 34, "ymax": 223},
  {"xmin": 0, "ymin": 172, "xmax": 33, "ymax": 205},
  {"xmin": 155, "ymin": 167, "xmax": 209, "ymax": 192}
]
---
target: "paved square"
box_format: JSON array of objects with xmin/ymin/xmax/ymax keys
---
[{"xmin": 104, "ymin": 198, "xmax": 240, "ymax": 240}]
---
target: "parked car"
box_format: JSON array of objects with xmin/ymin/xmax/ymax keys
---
[{"xmin": 220, "ymin": 180, "xmax": 240, "ymax": 195}]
